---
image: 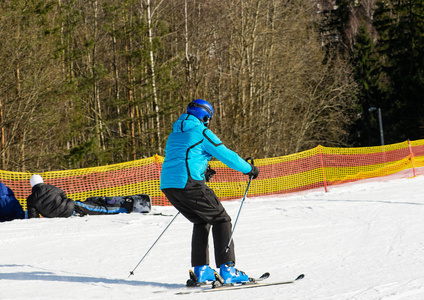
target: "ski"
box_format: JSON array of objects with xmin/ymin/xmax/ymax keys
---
[
  {"xmin": 207, "ymin": 274, "xmax": 304, "ymax": 292},
  {"xmin": 176, "ymin": 273, "xmax": 304, "ymax": 295}
]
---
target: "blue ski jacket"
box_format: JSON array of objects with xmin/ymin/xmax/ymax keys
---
[
  {"xmin": 0, "ymin": 181, "xmax": 24, "ymax": 222},
  {"xmin": 160, "ymin": 113, "xmax": 252, "ymax": 190}
]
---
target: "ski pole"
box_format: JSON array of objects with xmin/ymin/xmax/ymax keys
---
[
  {"xmin": 128, "ymin": 211, "xmax": 180, "ymax": 277},
  {"xmin": 225, "ymin": 158, "xmax": 254, "ymax": 253}
]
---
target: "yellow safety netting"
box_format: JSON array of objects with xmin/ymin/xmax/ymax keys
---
[{"xmin": 3, "ymin": 139, "xmax": 423, "ymax": 211}]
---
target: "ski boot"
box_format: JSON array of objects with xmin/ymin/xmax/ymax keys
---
[
  {"xmin": 219, "ymin": 262, "xmax": 250, "ymax": 284},
  {"xmin": 186, "ymin": 265, "xmax": 217, "ymax": 287}
]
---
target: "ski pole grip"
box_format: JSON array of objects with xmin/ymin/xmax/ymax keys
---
[
  {"xmin": 245, "ymin": 157, "xmax": 254, "ymax": 165},
  {"xmin": 245, "ymin": 157, "xmax": 255, "ymax": 180}
]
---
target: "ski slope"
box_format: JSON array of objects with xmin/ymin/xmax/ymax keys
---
[{"xmin": 2, "ymin": 176, "xmax": 424, "ymax": 299}]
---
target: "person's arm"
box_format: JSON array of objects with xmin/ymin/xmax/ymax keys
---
[
  {"xmin": 7, "ymin": 188, "xmax": 25, "ymax": 219},
  {"xmin": 13, "ymin": 200, "xmax": 25, "ymax": 219},
  {"xmin": 27, "ymin": 206, "xmax": 40, "ymax": 218},
  {"xmin": 202, "ymin": 129, "xmax": 252, "ymax": 174}
]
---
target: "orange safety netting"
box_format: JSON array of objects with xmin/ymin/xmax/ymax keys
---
[{"xmin": 3, "ymin": 139, "xmax": 424, "ymax": 211}]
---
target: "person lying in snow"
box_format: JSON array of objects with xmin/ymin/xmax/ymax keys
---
[
  {"xmin": 26, "ymin": 174, "xmax": 150, "ymax": 218},
  {"xmin": 0, "ymin": 181, "xmax": 25, "ymax": 222}
]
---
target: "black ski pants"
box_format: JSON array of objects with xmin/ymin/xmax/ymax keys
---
[{"xmin": 162, "ymin": 186, "xmax": 235, "ymax": 268}]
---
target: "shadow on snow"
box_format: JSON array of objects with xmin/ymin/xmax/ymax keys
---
[{"xmin": 0, "ymin": 264, "xmax": 183, "ymax": 289}]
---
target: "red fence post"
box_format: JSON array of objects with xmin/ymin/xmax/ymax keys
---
[
  {"xmin": 154, "ymin": 154, "xmax": 167, "ymax": 206},
  {"xmin": 319, "ymin": 145, "xmax": 328, "ymax": 192},
  {"xmin": 408, "ymin": 140, "xmax": 416, "ymax": 177}
]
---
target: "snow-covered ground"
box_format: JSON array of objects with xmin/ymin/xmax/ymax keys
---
[{"xmin": 2, "ymin": 175, "xmax": 424, "ymax": 300}]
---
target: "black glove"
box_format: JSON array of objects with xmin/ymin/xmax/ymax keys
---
[
  {"xmin": 246, "ymin": 164, "xmax": 259, "ymax": 179},
  {"xmin": 205, "ymin": 165, "xmax": 216, "ymax": 182}
]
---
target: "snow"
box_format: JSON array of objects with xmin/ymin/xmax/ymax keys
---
[{"xmin": 2, "ymin": 176, "xmax": 424, "ymax": 299}]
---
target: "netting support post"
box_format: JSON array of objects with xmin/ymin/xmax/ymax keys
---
[
  {"xmin": 318, "ymin": 145, "xmax": 328, "ymax": 192},
  {"xmin": 408, "ymin": 140, "xmax": 416, "ymax": 177},
  {"xmin": 154, "ymin": 154, "xmax": 167, "ymax": 206}
]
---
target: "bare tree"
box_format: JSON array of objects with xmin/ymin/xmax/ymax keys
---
[{"xmin": 145, "ymin": 0, "xmax": 162, "ymax": 153}]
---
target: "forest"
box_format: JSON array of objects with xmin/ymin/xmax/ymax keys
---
[{"xmin": 0, "ymin": 0, "xmax": 423, "ymax": 172}]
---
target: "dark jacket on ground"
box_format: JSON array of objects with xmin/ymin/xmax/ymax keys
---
[
  {"xmin": 0, "ymin": 181, "xmax": 25, "ymax": 222},
  {"xmin": 27, "ymin": 183, "xmax": 74, "ymax": 218}
]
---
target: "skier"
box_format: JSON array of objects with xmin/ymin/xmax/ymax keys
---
[{"xmin": 160, "ymin": 99, "xmax": 259, "ymax": 285}]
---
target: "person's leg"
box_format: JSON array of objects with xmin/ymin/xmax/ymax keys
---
[
  {"xmin": 162, "ymin": 188, "xmax": 208, "ymax": 267},
  {"xmin": 162, "ymin": 188, "xmax": 217, "ymax": 283},
  {"xmin": 162, "ymin": 188, "xmax": 205, "ymax": 224},
  {"xmin": 194, "ymin": 187, "xmax": 236, "ymax": 267},
  {"xmin": 192, "ymin": 223, "xmax": 211, "ymax": 266},
  {"xmin": 162, "ymin": 187, "xmax": 241, "ymax": 282},
  {"xmin": 191, "ymin": 223, "xmax": 218, "ymax": 282},
  {"xmin": 212, "ymin": 221, "xmax": 235, "ymax": 267},
  {"xmin": 197, "ymin": 187, "xmax": 249, "ymax": 284}
]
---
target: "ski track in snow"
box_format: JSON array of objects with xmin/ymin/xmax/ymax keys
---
[{"xmin": 1, "ymin": 176, "xmax": 424, "ymax": 299}]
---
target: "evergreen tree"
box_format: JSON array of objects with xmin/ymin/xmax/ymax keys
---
[
  {"xmin": 374, "ymin": 0, "xmax": 424, "ymax": 143},
  {"xmin": 349, "ymin": 24, "xmax": 383, "ymax": 146}
]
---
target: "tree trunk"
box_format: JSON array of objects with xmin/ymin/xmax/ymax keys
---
[{"xmin": 146, "ymin": 0, "xmax": 161, "ymax": 154}]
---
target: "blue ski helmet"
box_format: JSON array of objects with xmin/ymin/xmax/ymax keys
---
[{"xmin": 187, "ymin": 99, "xmax": 214, "ymax": 125}]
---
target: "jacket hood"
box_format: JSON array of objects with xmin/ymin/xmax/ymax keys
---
[{"xmin": 172, "ymin": 113, "xmax": 205, "ymax": 133}]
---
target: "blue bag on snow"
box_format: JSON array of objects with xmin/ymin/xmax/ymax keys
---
[{"xmin": 74, "ymin": 194, "xmax": 151, "ymax": 216}]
